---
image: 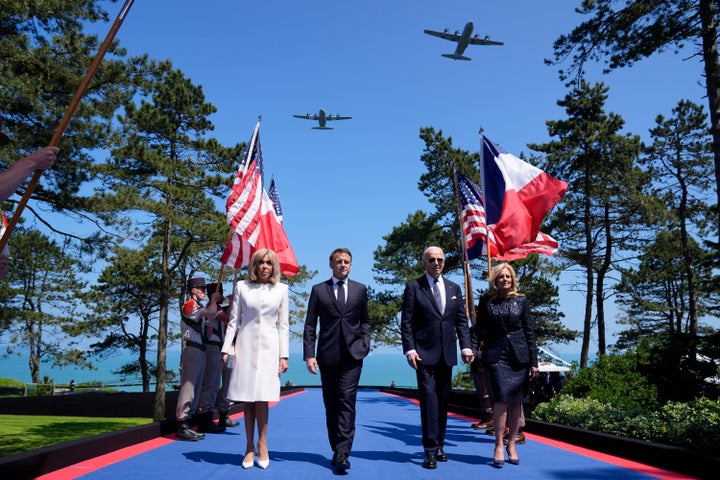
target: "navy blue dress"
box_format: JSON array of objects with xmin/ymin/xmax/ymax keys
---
[{"xmin": 475, "ymin": 295, "xmax": 538, "ymax": 404}]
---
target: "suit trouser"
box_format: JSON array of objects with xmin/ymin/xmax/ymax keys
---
[
  {"xmin": 215, "ymin": 360, "xmax": 232, "ymax": 413},
  {"xmin": 319, "ymin": 357, "xmax": 363, "ymax": 455},
  {"xmin": 176, "ymin": 344, "xmax": 206, "ymax": 422},
  {"xmin": 416, "ymin": 362, "xmax": 452, "ymax": 454},
  {"xmin": 197, "ymin": 343, "xmax": 222, "ymax": 414}
]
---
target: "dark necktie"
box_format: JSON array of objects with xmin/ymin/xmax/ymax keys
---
[{"xmin": 337, "ymin": 280, "xmax": 345, "ymax": 305}]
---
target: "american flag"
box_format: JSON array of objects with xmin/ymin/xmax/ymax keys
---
[
  {"xmin": 492, "ymin": 231, "xmax": 559, "ymax": 261},
  {"xmin": 268, "ymin": 179, "xmax": 283, "ymax": 221},
  {"xmin": 226, "ymin": 125, "xmax": 264, "ymax": 244},
  {"xmin": 220, "ymin": 232, "xmax": 250, "ymax": 269},
  {"xmin": 456, "ymin": 172, "xmax": 487, "ymax": 260},
  {"xmin": 220, "ymin": 125, "xmax": 299, "ymax": 276}
]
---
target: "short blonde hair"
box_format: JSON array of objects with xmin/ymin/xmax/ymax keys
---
[
  {"xmin": 248, "ymin": 249, "xmax": 281, "ymax": 284},
  {"xmin": 485, "ymin": 262, "xmax": 521, "ymax": 299}
]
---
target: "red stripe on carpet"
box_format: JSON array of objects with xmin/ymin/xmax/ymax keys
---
[
  {"xmin": 36, "ymin": 389, "xmax": 308, "ymax": 480},
  {"xmin": 380, "ymin": 390, "xmax": 696, "ymax": 480},
  {"xmin": 35, "ymin": 437, "xmax": 175, "ymax": 480},
  {"xmin": 516, "ymin": 432, "xmax": 696, "ymax": 479}
]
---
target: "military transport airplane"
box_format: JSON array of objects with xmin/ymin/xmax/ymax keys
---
[
  {"xmin": 423, "ymin": 21, "xmax": 503, "ymax": 61},
  {"xmin": 293, "ymin": 109, "xmax": 351, "ymax": 130}
]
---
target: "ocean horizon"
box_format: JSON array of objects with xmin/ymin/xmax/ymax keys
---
[
  {"xmin": 0, "ymin": 347, "xmax": 581, "ymax": 392},
  {"xmin": 0, "ymin": 350, "xmax": 419, "ymax": 391}
]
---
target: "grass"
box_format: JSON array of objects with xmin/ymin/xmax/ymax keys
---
[{"xmin": 0, "ymin": 414, "xmax": 152, "ymax": 457}]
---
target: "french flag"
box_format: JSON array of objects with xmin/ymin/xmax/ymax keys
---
[
  {"xmin": 482, "ymin": 135, "xmax": 567, "ymax": 258},
  {"xmin": 221, "ymin": 182, "xmax": 299, "ymax": 277}
]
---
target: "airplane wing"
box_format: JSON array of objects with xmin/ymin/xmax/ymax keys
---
[
  {"xmin": 423, "ymin": 29, "xmax": 461, "ymax": 42},
  {"xmin": 327, "ymin": 115, "xmax": 352, "ymax": 121},
  {"xmin": 468, "ymin": 36, "xmax": 504, "ymax": 46},
  {"xmin": 293, "ymin": 114, "xmax": 318, "ymax": 120}
]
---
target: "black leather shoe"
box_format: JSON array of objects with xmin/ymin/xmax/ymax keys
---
[
  {"xmin": 225, "ymin": 418, "xmax": 240, "ymax": 427},
  {"xmin": 335, "ymin": 453, "xmax": 350, "ymax": 471},
  {"xmin": 436, "ymin": 447, "xmax": 447, "ymax": 462},
  {"xmin": 197, "ymin": 412, "xmax": 225, "ymax": 433},
  {"xmin": 218, "ymin": 412, "xmax": 239, "ymax": 428},
  {"xmin": 422, "ymin": 454, "xmax": 437, "ymax": 469},
  {"xmin": 175, "ymin": 423, "xmax": 203, "ymax": 441}
]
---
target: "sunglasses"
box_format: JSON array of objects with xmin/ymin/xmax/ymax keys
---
[{"xmin": 426, "ymin": 257, "xmax": 444, "ymax": 264}]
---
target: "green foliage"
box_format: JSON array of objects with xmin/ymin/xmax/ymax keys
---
[
  {"xmin": 548, "ymin": 0, "xmax": 700, "ymax": 82},
  {"xmin": 1, "ymin": 0, "xmax": 136, "ymax": 221},
  {"xmin": 533, "ymin": 395, "xmax": 720, "ymax": 456},
  {"xmin": 284, "ymin": 265, "xmax": 316, "ymax": 338},
  {"xmin": 529, "ymin": 80, "xmax": 652, "ymax": 362},
  {"xmin": 0, "ymin": 414, "xmax": 151, "ymax": 457},
  {"xmin": 32, "ymin": 375, "xmax": 55, "ymax": 396},
  {"xmin": 633, "ymin": 334, "xmax": 719, "ymax": 403},
  {"xmin": 371, "ymin": 128, "xmax": 575, "ymax": 348},
  {"xmin": 561, "ymin": 352, "xmax": 660, "ymax": 410},
  {"xmin": 0, "ymin": 377, "xmax": 24, "ymax": 388},
  {"xmin": 535, "ymin": 348, "xmax": 720, "ymax": 454},
  {"xmin": 452, "ymin": 364, "xmax": 474, "ymax": 389},
  {"xmin": 548, "ymin": 0, "xmax": 720, "ymax": 252},
  {"xmin": 657, "ymin": 398, "xmax": 720, "ymax": 453},
  {"xmin": 0, "ymin": 228, "xmax": 91, "ymax": 383}
]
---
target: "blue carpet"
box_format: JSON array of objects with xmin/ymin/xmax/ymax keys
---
[{"xmin": 49, "ymin": 388, "xmax": 693, "ymax": 479}]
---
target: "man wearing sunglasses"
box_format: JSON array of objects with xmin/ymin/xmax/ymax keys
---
[{"xmin": 401, "ymin": 246, "xmax": 474, "ymax": 469}]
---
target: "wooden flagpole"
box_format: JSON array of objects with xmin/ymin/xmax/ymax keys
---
[
  {"xmin": 479, "ymin": 132, "xmax": 493, "ymax": 288},
  {"xmin": 0, "ymin": 0, "xmax": 136, "ymax": 252},
  {"xmin": 218, "ymin": 116, "xmax": 262, "ymax": 285},
  {"xmin": 453, "ymin": 168, "xmax": 476, "ymax": 322}
]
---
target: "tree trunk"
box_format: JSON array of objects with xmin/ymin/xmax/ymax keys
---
[
  {"xmin": 595, "ymin": 204, "xmax": 612, "ymax": 356},
  {"xmin": 153, "ymin": 218, "xmax": 173, "ymax": 421},
  {"xmin": 581, "ymin": 170, "xmax": 594, "ymax": 368},
  {"xmin": 698, "ymin": 0, "xmax": 720, "ymax": 243},
  {"xmin": 678, "ymin": 168, "xmax": 699, "ymax": 337}
]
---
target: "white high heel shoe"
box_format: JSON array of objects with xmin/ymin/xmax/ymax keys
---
[
  {"xmin": 257, "ymin": 444, "xmax": 270, "ymax": 469},
  {"xmin": 242, "ymin": 453, "xmax": 254, "ymax": 469}
]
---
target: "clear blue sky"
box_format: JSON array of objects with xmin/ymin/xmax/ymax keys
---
[{"xmin": 87, "ymin": 0, "xmax": 706, "ymax": 355}]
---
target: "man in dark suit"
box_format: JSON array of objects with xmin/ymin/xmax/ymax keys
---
[
  {"xmin": 401, "ymin": 246, "xmax": 474, "ymax": 469},
  {"xmin": 304, "ymin": 248, "xmax": 372, "ymax": 472}
]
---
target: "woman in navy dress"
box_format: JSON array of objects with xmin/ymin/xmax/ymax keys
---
[{"xmin": 475, "ymin": 263, "xmax": 539, "ymax": 467}]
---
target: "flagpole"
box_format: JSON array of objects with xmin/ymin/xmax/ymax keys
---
[
  {"xmin": 220, "ymin": 117, "xmax": 262, "ymax": 277},
  {"xmin": 0, "ymin": 0, "xmax": 136, "ymax": 252},
  {"xmin": 453, "ymin": 169, "xmax": 476, "ymax": 322},
  {"xmin": 479, "ymin": 133, "xmax": 493, "ymax": 287},
  {"xmin": 242, "ymin": 119, "xmax": 261, "ymax": 174},
  {"xmin": 217, "ymin": 228, "xmax": 235, "ymax": 285}
]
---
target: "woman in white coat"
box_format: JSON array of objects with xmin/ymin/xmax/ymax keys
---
[{"xmin": 222, "ymin": 249, "xmax": 289, "ymax": 469}]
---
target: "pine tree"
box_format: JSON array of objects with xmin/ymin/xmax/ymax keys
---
[
  {"xmin": 548, "ymin": 0, "xmax": 720, "ymax": 243},
  {"xmin": 530, "ymin": 81, "xmax": 652, "ymax": 366},
  {"xmin": 0, "ymin": 228, "xmax": 89, "ymax": 383},
  {"xmin": 91, "ymin": 61, "xmax": 240, "ymax": 420}
]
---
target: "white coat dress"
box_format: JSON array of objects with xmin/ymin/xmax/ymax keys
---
[{"xmin": 221, "ymin": 279, "xmax": 289, "ymax": 402}]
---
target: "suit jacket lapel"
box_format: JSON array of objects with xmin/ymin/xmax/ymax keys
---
[
  {"xmin": 421, "ymin": 276, "xmax": 442, "ymax": 315},
  {"xmin": 329, "ymin": 278, "xmax": 346, "ymax": 313}
]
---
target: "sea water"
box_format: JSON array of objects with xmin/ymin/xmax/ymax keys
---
[
  {"xmin": 1, "ymin": 348, "xmax": 581, "ymax": 392},
  {"xmin": 0, "ymin": 349, "xmax": 419, "ymax": 392}
]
